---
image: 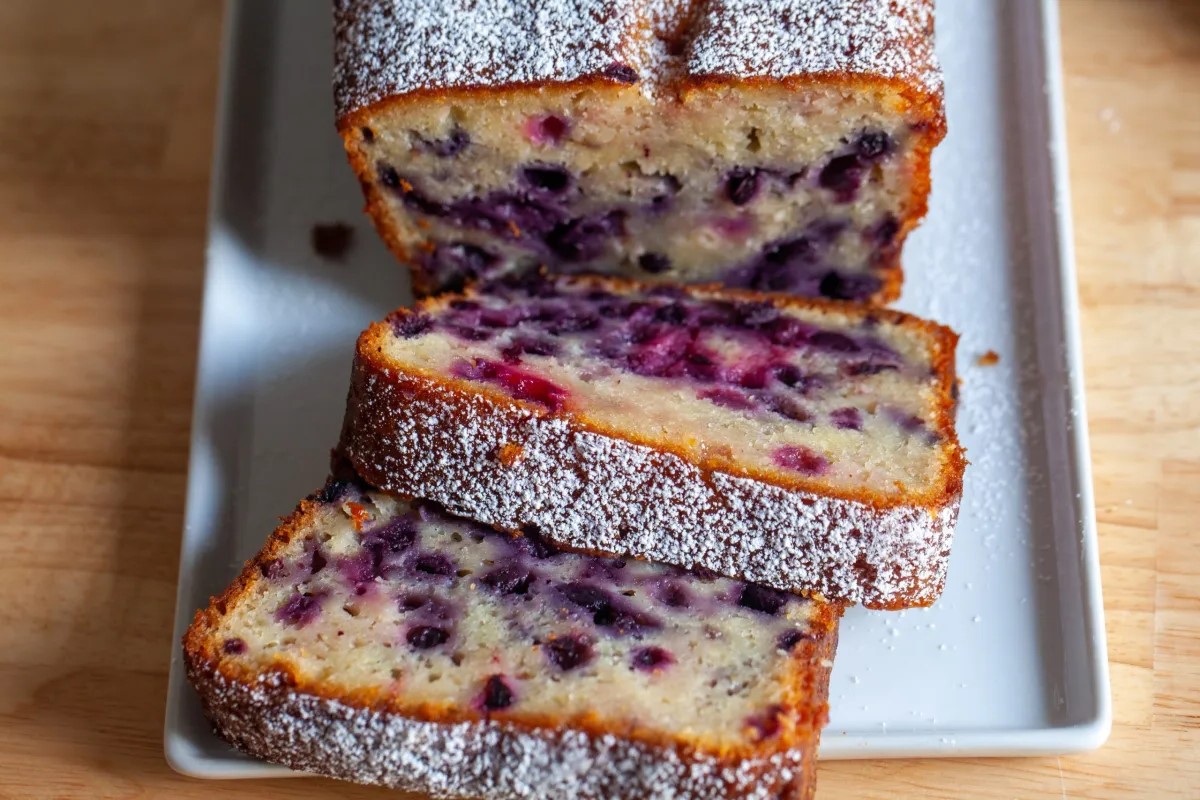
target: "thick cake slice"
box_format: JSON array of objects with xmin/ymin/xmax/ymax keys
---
[
  {"xmin": 334, "ymin": 0, "xmax": 945, "ymax": 301},
  {"xmin": 339, "ymin": 274, "xmax": 965, "ymax": 608},
  {"xmin": 184, "ymin": 479, "xmax": 840, "ymax": 800}
]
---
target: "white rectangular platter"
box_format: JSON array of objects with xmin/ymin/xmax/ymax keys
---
[{"xmin": 165, "ymin": 0, "xmax": 1110, "ymax": 778}]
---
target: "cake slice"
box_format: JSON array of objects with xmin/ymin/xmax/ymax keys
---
[
  {"xmin": 184, "ymin": 478, "xmax": 840, "ymax": 799},
  {"xmin": 334, "ymin": 0, "xmax": 945, "ymax": 300},
  {"xmin": 338, "ymin": 274, "xmax": 965, "ymax": 608}
]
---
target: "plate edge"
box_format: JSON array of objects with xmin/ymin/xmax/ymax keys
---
[
  {"xmin": 1034, "ymin": 0, "xmax": 1113, "ymax": 746},
  {"xmin": 162, "ymin": 0, "xmax": 1114, "ymax": 775}
]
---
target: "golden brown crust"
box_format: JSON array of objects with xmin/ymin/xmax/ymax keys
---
[{"xmin": 335, "ymin": 71, "xmax": 944, "ymax": 131}]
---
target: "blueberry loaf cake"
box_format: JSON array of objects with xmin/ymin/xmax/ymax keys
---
[
  {"xmin": 184, "ymin": 478, "xmax": 840, "ymax": 799},
  {"xmin": 339, "ymin": 274, "xmax": 965, "ymax": 608},
  {"xmin": 334, "ymin": 0, "xmax": 945, "ymax": 301}
]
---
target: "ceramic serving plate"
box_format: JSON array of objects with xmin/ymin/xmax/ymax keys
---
[{"xmin": 164, "ymin": 0, "xmax": 1110, "ymax": 777}]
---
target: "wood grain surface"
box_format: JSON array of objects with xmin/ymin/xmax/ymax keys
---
[{"xmin": 0, "ymin": 1, "xmax": 1196, "ymax": 797}]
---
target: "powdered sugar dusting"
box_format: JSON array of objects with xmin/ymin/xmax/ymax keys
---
[
  {"xmin": 189, "ymin": 665, "xmax": 811, "ymax": 799},
  {"xmin": 687, "ymin": 0, "xmax": 941, "ymax": 94},
  {"xmin": 333, "ymin": 0, "xmax": 645, "ymax": 115},
  {"xmin": 333, "ymin": 0, "xmax": 942, "ymax": 117},
  {"xmin": 342, "ymin": 362, "xmax": 959, "ymax": 608}
]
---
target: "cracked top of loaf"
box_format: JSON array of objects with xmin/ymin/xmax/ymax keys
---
[{"xmin": 333, "ymin": 0, "xmax": 942, "ymax": 118}]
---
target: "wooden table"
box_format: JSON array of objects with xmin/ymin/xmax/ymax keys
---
[{"xmin": 0, "ymin": 1, "xmax": 1196, "ymax": 797}]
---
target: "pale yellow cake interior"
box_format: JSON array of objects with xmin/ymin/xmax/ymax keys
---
[
  {"xmin": 354, "ymin": 82, "xmax": 918, "ymax": 286},
  {"xmin": 388, "ymin": 297, "xmax": 950, "ymax": 499},
  {"xmin": 212, "ymin": 493, "xmax": 822, "ymax": 747}
]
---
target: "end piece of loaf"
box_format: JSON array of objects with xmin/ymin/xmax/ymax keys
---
[
  {"xmin": 338, "ymin": 274, "xmax": 965, "ymax": 608},
  {"xmin": 334, "ymin": 0, "xmax": 945, "ymax": 301},
  {"xmin": 184, "ymin": 478, "xmax": 839, "ymax": 799}
]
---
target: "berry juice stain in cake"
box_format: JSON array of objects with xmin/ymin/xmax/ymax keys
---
[
  {"xmin": 776, "ymin": 630, "xmax": 811, "ymax": 653},
  {"xmin": 724, "ymin": 168, "xmax": 761, "ymax": 206},
  {"xmin": 544, "ymin": 633, "xmax": 594, "ymax": 671},
  {"xmin": 773, "ymin": 445, "xmax": 830, "ymax": 476},
  {"xmin": 523, "ymin": 114, "xmax": 570, "ymax": 146},
  {"xmin": 830, "ymin": 407, "xmax": 863, "ymax": 431},
  {"xmin": 631, "ymin": 646, "xmax": 674, "ymax": 672},
  {"xmin": 222, "ymin": 637, "xmax": 247, "ymax": 655},
  {"xmin": 276, "ymin": 593, "xmax": 323, "ymax": 627},
  {"xmin": 477, "ymin": 674, "xmax": 516, "ymax": 711},
  {"xmin": 414, "ymin": 127, "xmax": 470, "ymax": 157},
  {"xmin": 451, "ymin": 358, "xmax": 570, "ymax": 411}
]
